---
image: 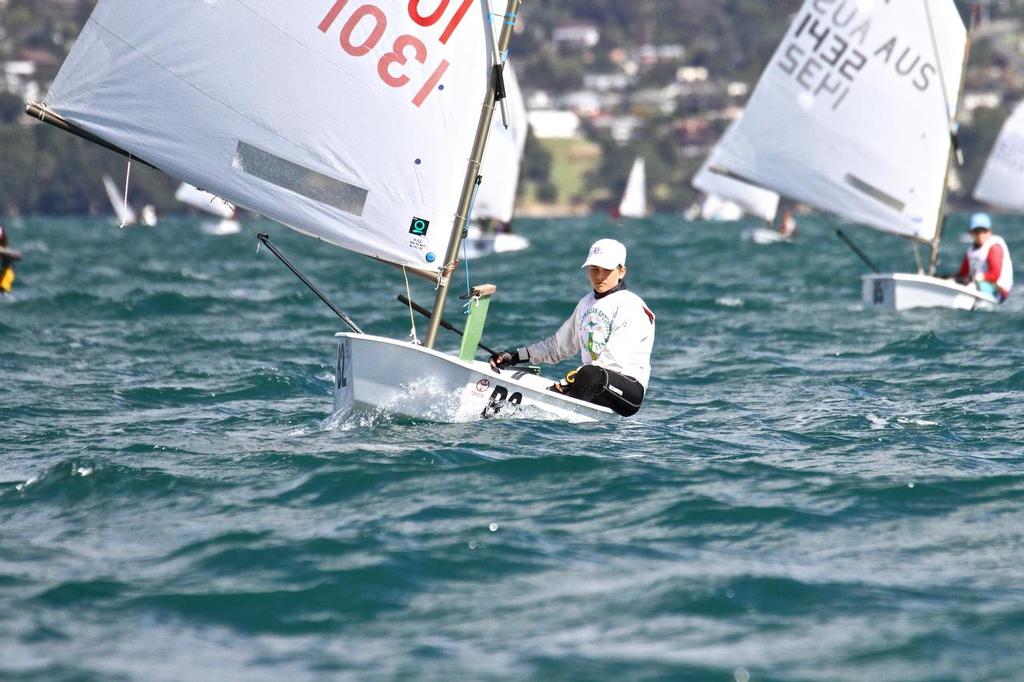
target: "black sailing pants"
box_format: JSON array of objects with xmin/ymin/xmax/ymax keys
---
[{"xmin": 562, "ymin": 364, "xmax": 645, "ymax": 417}]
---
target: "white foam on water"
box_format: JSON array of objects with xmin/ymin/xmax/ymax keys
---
[
  {"xmin": 896, "ymin": 417, "xmax": 938, "ymax": 428},
  {"xmin": 15, "ymin": 476, "xmax": 38, "ymax": 493},
  {"xmin": 866, "ymin": 414, "xmax": 888, "ymax": 430},
  {"xmin": 867, "ymin": 414, "xmax": 938, "ymax": 430}
]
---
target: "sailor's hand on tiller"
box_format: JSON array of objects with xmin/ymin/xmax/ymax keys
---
[
  {"xmin": 489, "ymin": 352, "xmax": 511, "ymax": 371},
  {"xmin": 489, "ymin": 349, "xmax": 523, "ymax": 371}
]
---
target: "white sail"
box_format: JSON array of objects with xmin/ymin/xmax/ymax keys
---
[
  {"xmin": 175, "ymin": 183, "xmax": 236, "ymax": 219},
  {"xmin": 44, "ymin": 0, "xmax": 493, "ymax": 273},
  {"xmin": 692, "ymin": 125, "xmax": 779, "ymax": 222},
  {"xmin": 102, "ymin": 174, "xmax": 135, "ymax": 225},
  {"xmin": 974, "ymin": 101, "xmax": 1024, "ymax": 212},
  {"xmin": 715, "ymin": 0, "xmax": 966, "ymax": 243},
  {"xmin": 699, "ymin": 195, "xmax": 745, "ymax": 222},
  {"xmin": 619, "ymin": 157, "xmax": 647, "ymax": 218},
  {"xmin": 473, "ymin": 63, "xmax": 527, "ymax": 224}
]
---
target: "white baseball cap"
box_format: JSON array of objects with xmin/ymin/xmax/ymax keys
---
[{"xmin": 581, "ymin": 239, "xmax": 627, "ymax": 270}]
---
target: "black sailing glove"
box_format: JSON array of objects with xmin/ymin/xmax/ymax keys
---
[{"xmin": 489, "ymin": 348, "xmax": 526, "ymax": 371}]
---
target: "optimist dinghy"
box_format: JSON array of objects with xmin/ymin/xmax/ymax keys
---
[
  {"xmin": 174, "ymin": 183, "xmax": 240, "ymax": 236},
  {"xmin": 712, "ymin": 0, "xmax": 994, "ymax": 311},
  {"xmin": 692, "ymin": 119, "xmax": 781, "ymax": 227},
  {"xmin": 31, "ymin": 0, "xmax": 615, "ymax": 422}
]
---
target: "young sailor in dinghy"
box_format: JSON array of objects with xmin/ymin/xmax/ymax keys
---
[
  {"xmin": 954, "ymin": 213, "xmax": 1013, "ymax": 303},
  {"xmin": 490, "ymin": 239, "xmax": 655, "ymax": 416},
  {"xmin": 777, "ymin": 208, "xmax": 797, "ymax": 239}
]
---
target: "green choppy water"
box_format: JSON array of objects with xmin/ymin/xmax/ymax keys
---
[{"xmin": 2, "ymin": 214, "xmax": 1023, "ymax": 681}]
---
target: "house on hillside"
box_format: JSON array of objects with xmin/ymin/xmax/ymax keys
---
[
  {"xmin": 2, "ymin": 60, "xmax": 40, "ymax": 102},
  {"xmin": 527, "ymin": 109, "xmax": 582, "ymax": 140},
  {"xmin": 552, "ymin": 22, "xmax": 600, "ymax": 49}
]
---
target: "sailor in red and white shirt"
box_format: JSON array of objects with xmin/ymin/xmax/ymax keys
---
[
  {"xmin": 490, "ymin": 239, "xmax": 655, "ymax": 416},
  {"xmin": 955, "ymin": 213, "xmax": 1013, "ymax": 303}
]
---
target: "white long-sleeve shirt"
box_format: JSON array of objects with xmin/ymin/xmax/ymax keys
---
[{"xmin": 519, "ymin": 288, "xmax": 655, "ymax": 389}]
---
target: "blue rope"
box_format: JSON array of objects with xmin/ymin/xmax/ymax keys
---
[
  {"xmin": 462, "ymin": 237, "xmax": 472, "ymax": 311},
  {"xmin": 462, "ymin": 177, "xmax": 483, "ymax": 314}
]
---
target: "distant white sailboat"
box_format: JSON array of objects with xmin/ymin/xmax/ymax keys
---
[
  {"xmin": 174, "ymin": 182, "xmax": 240, "ymax": 235},
  {"xmin": 102, "ymin": 174, "xmax": 156, "ymax": 227},
  {"xmin": 714, "ymin": 0, "xmax": 994, "ymax": 311},
  {"xmin": 974, "ymin": 100, "xmax": 1024, "ymax": 212},
  {"xmin": 617, "ymin": 156, "xmax": 647, "ymax": 219},
  {"xmin": 33, "ymin": 0, "xmax": 615, "ymax": 422},
  {"xmin": 697, "ymin": 195, "xmax": 744, "ymax": 222},
  {"xmin": 463, "ymin": 62, "xmax": 530, "ymax": 259},
  {"xmin": 102, "ymin": 173, "xmax": 135, "ymax": 226},
  {"xmin": 140, "ymin": 204, "xmax": 158, "ymax": 227},
  {"xmin": 753, "ymin": 207, "xmax": 799, "ymax": 245},
  {"xmin": 692, "ymin": 121, "xmax": 780, "ymax": 224},
  {"xmin": 692, "ymin": 123, "xmax": 790, "ymax": 243}
]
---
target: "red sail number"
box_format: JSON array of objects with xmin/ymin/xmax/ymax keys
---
[
  {"xmin": 407, "ymin": 0, "xmax": 474, "ymax": 44},
  {"xmin": 319, "ymin": 1, "xmax": 454, "ymax": 107},
  {"xmin": 340, "ymin": 5, "xmax": 386, "ymax": 56},
  {"xmin": 378, "ymin": 34, "xmax": 427, "ymax": 87}
]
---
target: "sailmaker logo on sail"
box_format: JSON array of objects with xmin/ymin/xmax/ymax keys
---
[{"xmin": 409, "ymin": 217, "xmax": 430, "ymax": 236}]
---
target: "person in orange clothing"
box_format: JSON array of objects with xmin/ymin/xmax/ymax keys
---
[
  {"xmin": 0, "ymin": 225, "xmax": 22, "ymax": 294},
  {"xmin": 955, "ymin": 213, "xmax": 1013, "ymax": 303}
]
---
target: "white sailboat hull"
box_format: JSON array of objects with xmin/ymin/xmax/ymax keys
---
[
  {"xmin": 462, "ymin": 225, "xmax": 530, "ymax": 260},
  {"xmin": 862, "ymin": 273, "xmax": 997, "ymax": 312},
  {"xmin": 200, "ymin": 218, "xmax": 241, "ymax": 236},
  {"xmin": 700, "ymin": 196, "xmax": 744, "ymax": 222},
  {"xmin": 743, "ymin": 227, "xmax": 793, "ymax": 245},
  {"xmin": 333, "ymin": 333, "xmax": 616, "ymax": 423}
]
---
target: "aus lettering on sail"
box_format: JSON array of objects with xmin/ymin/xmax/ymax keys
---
[
  {"xmin": 775, "ymin": 0, "xmax": 941, "ymax": 112},
  {"xmin": 317, "ymin": 0, "xmax": 476, "ymax": 108}
]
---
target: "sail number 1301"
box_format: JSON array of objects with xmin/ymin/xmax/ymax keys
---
[{"xmin": 318, "ymin": 0, "xmax": 473, "ymax": 107}]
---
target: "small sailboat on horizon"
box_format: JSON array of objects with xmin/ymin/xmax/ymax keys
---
[
  {"xmin": 102, "ymin": 174, "xmax": 157, "ymax": 228},
  {"xmin": 616, "ymin": 156, "xmax": 647, "ymax": 220}
]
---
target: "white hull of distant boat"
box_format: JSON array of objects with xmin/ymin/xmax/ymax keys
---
[
  {"xmin": 701, "ymin": 197, "xmax": 744, "ymax": 222},
  {"xmin": 333, "ymin": 333, "xmax": 615, "ymax": 423},
  {"xmin": 461, "ymin": 224, "xmax": 530, "ymax": 260},
  {"xmin": 743, "ymin": 227, "xmax": 793, "ymax": 245},
  {"xmin": 200, "ymin": 218, "xmax": 241, "ymax": 236},
  {"xmin": 862, "ymin": 273, "xmax": 996, "ymax": 312}
]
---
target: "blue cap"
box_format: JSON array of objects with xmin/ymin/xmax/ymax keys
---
[{"xmin": 969, "ymin": 213, "xmax": 992, "ymax": 231}]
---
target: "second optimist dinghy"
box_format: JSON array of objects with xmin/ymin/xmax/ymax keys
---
[{"xmin": 713, "ymin": 0, "xmax": 995, "ymax": 311}]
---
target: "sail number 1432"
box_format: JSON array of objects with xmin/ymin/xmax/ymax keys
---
[{"xmin": 318, "ymin": 0, "xmax": 473, "ymax": 107}]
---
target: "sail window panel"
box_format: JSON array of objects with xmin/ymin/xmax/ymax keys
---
[
  {"xmin": 843, "ymin": 174, "xmax": 906, "ymax": 213},
  {"xmin": 232, "ymin": 141, "xmax": 368, "ymax": 217}
]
